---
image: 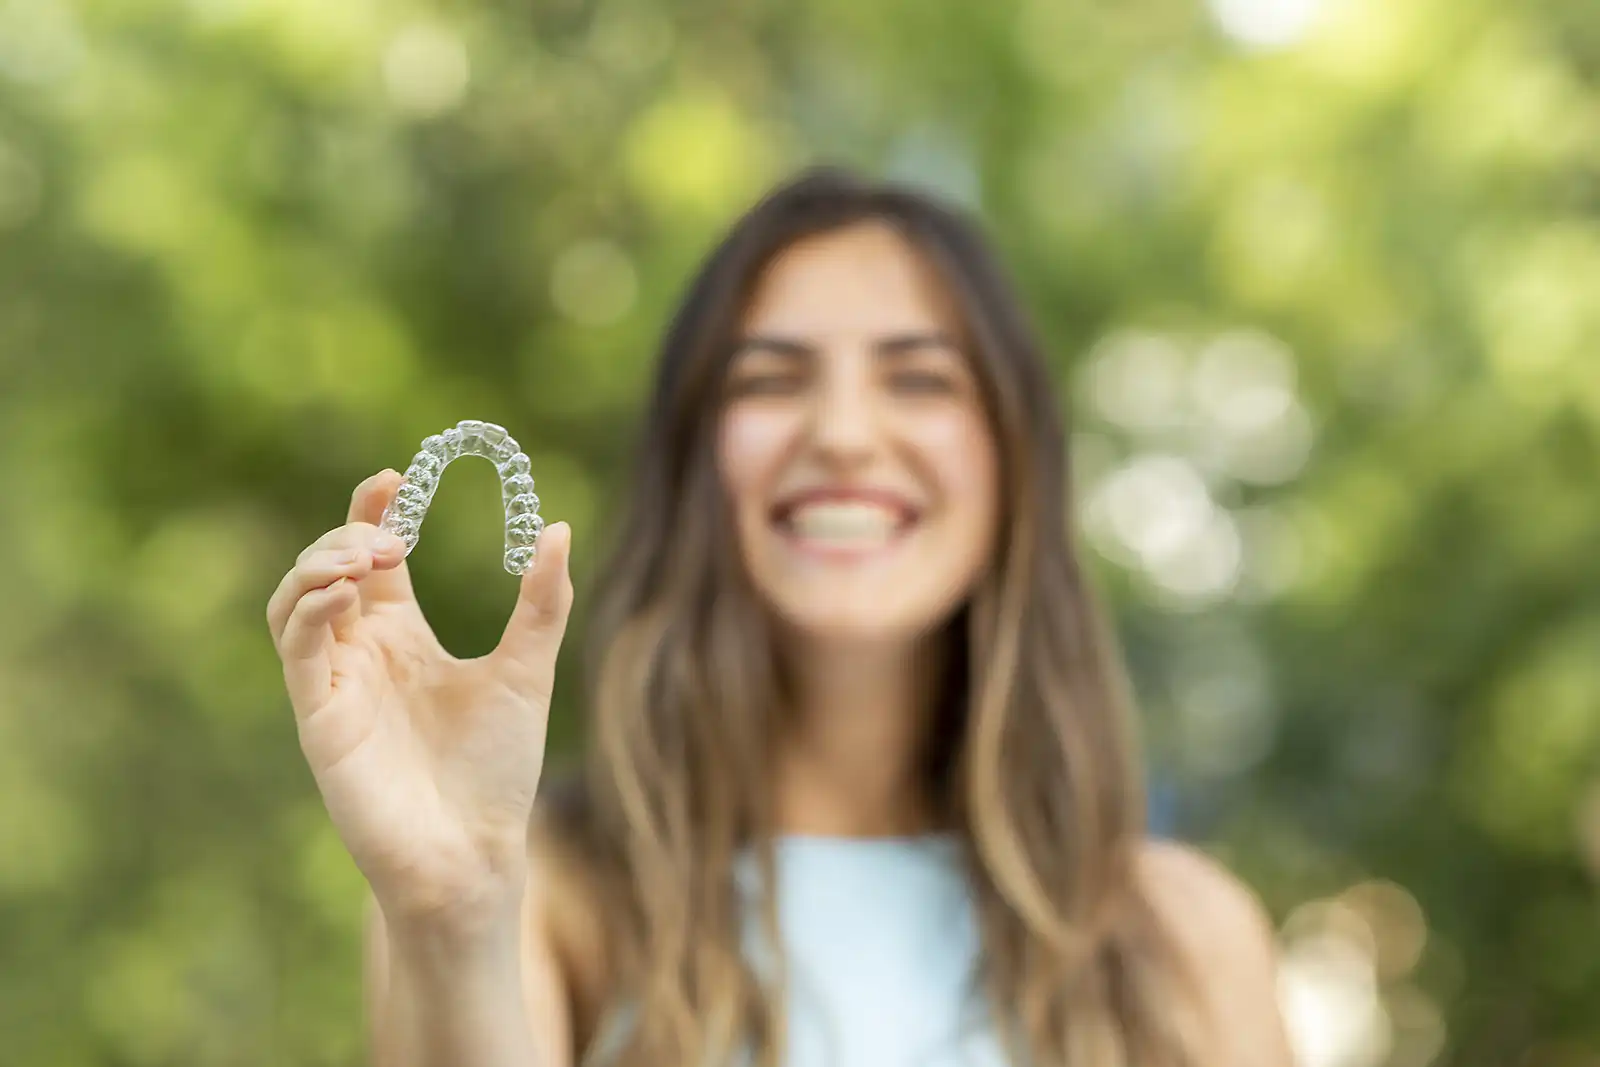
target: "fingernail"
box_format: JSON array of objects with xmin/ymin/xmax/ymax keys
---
[{"xmin": 376, "ymin": 532, "xmax": 405, "ymax": 552}]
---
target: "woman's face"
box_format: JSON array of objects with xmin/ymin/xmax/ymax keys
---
[{"xmin": 717, "ymin": 221, "xmax": 1001, "ymax": 644}]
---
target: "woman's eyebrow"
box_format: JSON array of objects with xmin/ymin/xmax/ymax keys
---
[
  {"xmin": 730, "ymin": 335, "xmax": 816, "ymax": 360},
  {"xmin": 730, "ymin": 330, "xmax": 960, "ymax": 361},
  {"xmin": 876, "ymin": 330, "xmax": 960, "ymax": 357}
]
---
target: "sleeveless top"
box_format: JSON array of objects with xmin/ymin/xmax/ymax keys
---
[{"xmin": 588, "ymin": 834, "xmax": 1010, "ymax": 1067}]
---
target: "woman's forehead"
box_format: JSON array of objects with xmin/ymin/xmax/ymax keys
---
[{"xmin": 737, "ymin": 221, "xmax": 963, "ymax": 341}]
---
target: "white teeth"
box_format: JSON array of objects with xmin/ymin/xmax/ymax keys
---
[{"xmin": 787, "ymin": 502, "xmax": 901, "ymax": 543}]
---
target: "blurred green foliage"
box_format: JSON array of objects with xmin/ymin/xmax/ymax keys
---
[{"xmin": 0, "ymin": 0, "xmax": 1596, "ymax": 1064}]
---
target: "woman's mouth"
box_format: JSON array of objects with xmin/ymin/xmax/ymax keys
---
[{"xmin": 773, "ymin": 500, "xmax": 918, "ymax": 559}]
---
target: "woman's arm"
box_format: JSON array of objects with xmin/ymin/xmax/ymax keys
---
[{"xmin": 365, "ymin": 862, "xmax": 577, "ymax": 1067}]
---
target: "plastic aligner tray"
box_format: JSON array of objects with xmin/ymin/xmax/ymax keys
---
[{"xmin": 378, "ymin": 419, "xmax": 545, "ymax": 575}]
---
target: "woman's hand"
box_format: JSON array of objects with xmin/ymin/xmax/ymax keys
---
[{"xmin": 266, "ymin": 470, "xmax": 574, "ymax": 931}]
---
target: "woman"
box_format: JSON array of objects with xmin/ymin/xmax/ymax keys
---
[{"xmin": 266, "ymin": 167, "xmax": 1292, "ymax": 1067}]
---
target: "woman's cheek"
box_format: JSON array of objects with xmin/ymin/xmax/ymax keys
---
[
  {"xmin": 910, "ymin": 408, "xmax": 998, "ymax": 498},
  {"xmin": 718, "ymin": 407, "xmax": 799, "ymax": 497}
]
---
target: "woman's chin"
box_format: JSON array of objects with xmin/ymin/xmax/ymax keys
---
[
  {"xmin": 747, "ymin": 536, "xmax": 975, "ymax": 644},
  {"xmin": 771, "ymin": 598, "xmax": 943, "ymax": 647}
]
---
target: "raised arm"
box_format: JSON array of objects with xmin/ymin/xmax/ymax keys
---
[{"xmin": 364, "ymin": 868, "xmax": 576, "ymax": 1067}]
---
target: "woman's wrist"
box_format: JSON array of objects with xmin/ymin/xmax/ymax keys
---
[
  {"xmin": 382, "ymin": 884, "xmax": 525, "ymax": 962},
  {"xmin": 374, "ymin": 842, "xmax": 530, "ymax": 948},
  {"xmin": 378, "ymin": 891, "xmax": 534, "ymax": 1067}
]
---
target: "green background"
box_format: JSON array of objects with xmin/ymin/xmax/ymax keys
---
[{"xmin": 1, "ymin": 0, "xmax": 1597, "ymax": 1064}]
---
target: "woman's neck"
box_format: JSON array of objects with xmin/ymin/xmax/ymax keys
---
[{"xmin": 769, "ymin": 632, "xmax": 947, "ymax": 838}]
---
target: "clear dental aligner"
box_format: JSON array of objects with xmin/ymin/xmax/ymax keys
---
[{"xmin": 378, "ymin": 419, "xmax": 545, "ymax": 576}]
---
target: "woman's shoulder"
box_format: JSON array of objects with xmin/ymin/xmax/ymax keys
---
[
  {"xmin": 1134, "ymin": 837, "xmax": 1273, "ymax": 936},
  {"xmin": 1133, "ymin": 838, "xmax": 1296, "ymax": 1067}
]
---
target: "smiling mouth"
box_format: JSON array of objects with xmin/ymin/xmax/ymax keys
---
[{"xmin": 772, "ymin": 500, "xmax": 918, "ymax": 556}]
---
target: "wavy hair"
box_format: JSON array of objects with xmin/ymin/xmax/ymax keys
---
[{"xmin": 544, "ymin": 166, "xmax": 1208, "ymax": 1067}]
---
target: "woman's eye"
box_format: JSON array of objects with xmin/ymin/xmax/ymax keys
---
[
  {"xmin": 728, "ymin": 373, "xmax": 804, "ymax": 397},
  {"xmin": 889, "ymin": 370, "xmax": 957, "ymax": 394}
]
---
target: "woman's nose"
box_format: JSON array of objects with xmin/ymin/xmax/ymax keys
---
[{"xmin": 809, "ymin": 366, "xmax": 882, "ymax": 467}]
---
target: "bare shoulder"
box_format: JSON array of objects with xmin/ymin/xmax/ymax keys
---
[
  {"xmin": 1134, "ymin": 839, "xmax": 1295, "ymax": 1067},
  {"xmin": 1136, "ymin": 838, "xmax": 1275, "ymax": 943}
]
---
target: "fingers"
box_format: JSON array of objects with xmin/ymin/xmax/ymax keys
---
[
  {"xmin": 278, "ymin": 572, "xmax": 360, "ymax": 723},
  {"xmin": 267, "ymin": 469, "xmax": 414, "ymax": 643},
  {"xmin": 280, "ymin": 575, "xmax": 360, "ymax": 659},
  {"xmin": 292, "ymin": 522, "xmax": 406, "ymax": 571},
  {"xmin": 488, "ymin": 521, "xmax": 574, "ymax": 698},
  {"xmin": 277, "ymin": 576, "xmax": 360, "ymax": 718},
  {"xmin": 269, "ymin": 525, "xmax": 409, "ymax": 647},
  {"xmin": 266, "ymin": 545, "xmax": 372, "ymax": 638},
  {"xmin": 350, "ymin": 468, "xmax": 405, "ymax": 526},
  {"xmin": 345, "ymin": 468, "xmax": 417, "ymax": 606}
]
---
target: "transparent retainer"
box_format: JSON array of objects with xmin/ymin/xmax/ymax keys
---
[{"xmin": 378, "ymin": 419, "xmax": 545, "ymax": 576}]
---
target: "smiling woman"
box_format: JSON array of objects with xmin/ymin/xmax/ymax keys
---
[
  {"xmin": 267, "ymin": 165, "xmax": 1291, "ymax": 1067},
  {"xmin": 546, "ymin": 169, "xmax": 1294, "ymax": 1067}
]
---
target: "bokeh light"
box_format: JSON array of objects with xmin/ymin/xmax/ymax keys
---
[
  {"xmin": 383, "ymin": 22, "xmax": 471, "ymax": 118},
  {"xmin": 1208, "ymin": 0, "xmax": 1330, "ymax": 50}
]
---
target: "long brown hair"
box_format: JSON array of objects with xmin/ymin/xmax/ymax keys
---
[{"xmin": 545, "ymin": 166, "xmax": 1209, "ymax": 1067}]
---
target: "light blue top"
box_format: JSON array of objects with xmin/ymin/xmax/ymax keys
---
[{"xmin": 590, "ymin": 835, "xmax": 1010, "ymax": 1067}]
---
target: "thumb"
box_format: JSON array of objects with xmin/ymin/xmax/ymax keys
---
[{"xmin": 489, "ymin": 520, "xmax": 574, "ymax": 697}]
